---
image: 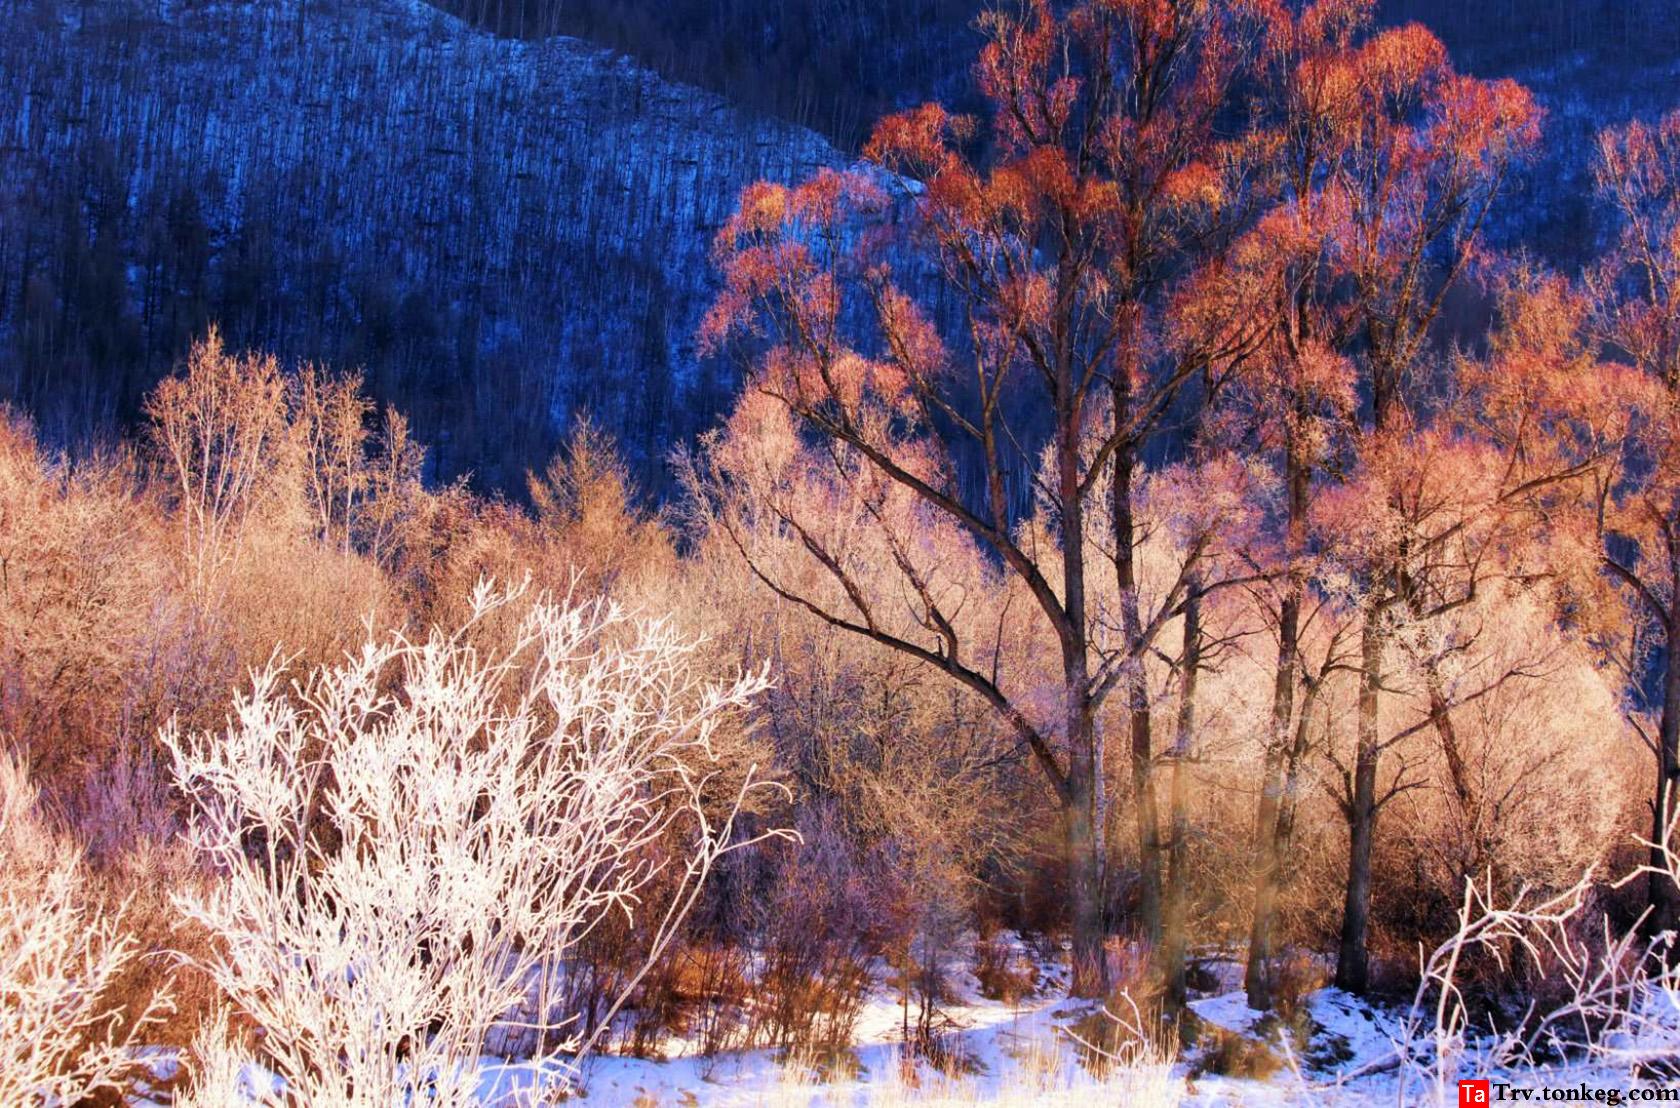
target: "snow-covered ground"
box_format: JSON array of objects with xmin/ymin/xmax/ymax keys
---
[
  {"xmin": 546, "ymin": 955, "xmax": 1379, "ymax": 1107},
  {"xmin": 131, "ymin": 935, "xmax": 1680, "ymax": 1106},
  {"xmin": 528, "ymin": 946, "xmax": 1680, "ymax": 1107}
]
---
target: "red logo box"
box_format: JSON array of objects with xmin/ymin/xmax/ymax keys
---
[{"xmin": 1459, "ymin": 1080, "xmax": 1491, "ymax": 1107}]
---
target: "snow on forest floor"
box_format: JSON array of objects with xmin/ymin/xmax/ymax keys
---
[
  {"xmin": 544, "ymin": 946, "xmax": 1664, "ymax": 1107},
  {"xmin": 549, "ymin": 958, "xmax": 1378, "ymax": 1107},
  {"xmin": 132, "ymin": 936, "xmax": 1675, "ymax": 1106}
]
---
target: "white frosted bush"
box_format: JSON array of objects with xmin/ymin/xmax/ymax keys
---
[
  {"xmin": 0, "ymin": 749, "xmax": 171, "ymax": 1106},
  {"xmin": 1387, "ymin": 812, "xmax": 1680, "ymax": 1105},
  {"xmin": 166, "ymin": 581, "xmax": 777, "ymax": 1105},
  {"xmin": 172, "ymin": 1008, "xmax": 278, "ymax": 1108}
]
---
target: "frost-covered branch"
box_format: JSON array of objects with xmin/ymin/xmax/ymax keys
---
[
  {"xmin": 166, "ymin": 580, "xmax": 781, "ymax": 1105},
  {"xmin": 0, "ymin": 749, "xmax": 172, "ymax": 1106}
]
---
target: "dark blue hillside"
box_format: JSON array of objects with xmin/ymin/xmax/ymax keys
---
[
  {"xmin": 6, "ymin": 0, "xmax": 1680, "ymax": 494},
  {"xmin": 0, "ymin": 0, "xmax": 835, "ymax": 491}
]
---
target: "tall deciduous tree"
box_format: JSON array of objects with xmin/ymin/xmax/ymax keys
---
[
  {"xmin": 1214, "ymin": 0, "xmax": 1540, "ymax": 997},
  {"xmin": 696, "ymin": 0, "xmax": 1266, "ymax": 996},
  {"xmin": 1588, "ymin": 110, "xmax": 1680, "ymax": 937}
]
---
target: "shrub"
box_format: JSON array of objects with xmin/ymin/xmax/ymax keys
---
[
  {"xmin": 973, "ymin": 927, "xmax": 1040, "ymax": 1005},
  {"xmin": 747, "ymin": 816, "xmax": 884, "ymax": 1057},
  {"xmin": 0, "ymin": 748, "xmax": 171, "ymax": 1106},
  {"xmin": 166, "ymin": 581, "xmax": 779, "ymax": 1104}
]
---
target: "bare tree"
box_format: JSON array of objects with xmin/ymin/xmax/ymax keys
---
[
  {"xmin": 697, "ymin": 0, "xmax": 1265, "ymax": 997},
  {"xmin": 146, "ymin": 328, "xmax": 290, "ymax": 597}
]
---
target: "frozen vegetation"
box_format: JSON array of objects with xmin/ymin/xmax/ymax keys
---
[{"xmin": 8, "ymin": 1, "xmax": 1680, "ymax": 1105}]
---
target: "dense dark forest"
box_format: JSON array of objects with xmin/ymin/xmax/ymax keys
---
[
  {"xmin": 436, "ymin": 1, "xmax": 1680, "ymax": 144},
  {"xmin": 0, "ymin": 0, "xmax": 834, "ymax": 491},
  {"xmin": 5, "ymin": 0, "xmax": 1680, "ymax": 497},
  {"xmin": 433, "ymin": 0, "xmax": 987, "ymax": 146}
]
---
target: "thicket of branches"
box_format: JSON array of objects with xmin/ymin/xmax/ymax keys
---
[{"xmin": 8, "ymin": 0, "xmax": 1680, "ymax": 1103}]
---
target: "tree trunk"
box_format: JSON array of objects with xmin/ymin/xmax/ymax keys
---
[
  {"xmin": 1335, "ymin": 604, "xmax": 1383, "ymax": 994},
  {"xmin": 1276, "ymin": 683, "xmax": 1322, "ymax": 866},
  {"xmin": 1247, "ymin": 782, "xmax": 1287, "ymax": 1005},
  {"xmin": 1059, "ymin": 360, "xmax": 1108, "ymax": 999},
  {"xmin": 1129, "ymin": 687, "xmax": 1163, "ymax": 948},
  {"xmin": 1067, "ymin": 740, "xmax": 1109, "ymax": 998},
  {"xmin": 1114, "ymin": 441, "xmax": 1163, "ymax": 949},
  {"xmin": 1651, "ymin": 595, "xmax": 1680, "ymax": 936},
  {"xmin": 1244, "ymin": 617, "xmax": 1297, "ymax": 1007},
  {"xmin": 1163, "ymin": 581, "xmax": 1202, "ymax": 1009},
  {"xmin": 1246, "ymin": 444, "xmax": 1307, "ymax": 1010},
  {"xmin": 1422, "ymin": 660, "xmax": 1489, "ymax": 884}
]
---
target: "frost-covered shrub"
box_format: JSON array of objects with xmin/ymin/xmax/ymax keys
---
[
  {"xmin": 0, "ymin": 748, "xmax": 171, "ymax": 1106},
  {"xmin": 166, "ymin": 581, "xmax": 777, "ymax": 1105},
  {"xmin": 172, "ymin": 1008, "xmax": 277, "ymax": 1108}
]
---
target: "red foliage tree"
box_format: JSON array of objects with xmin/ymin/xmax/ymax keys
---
[
  {"xmin": 1588, "ymin": 110, "xmax": 1680, "ymax": 936},
  {"xmin": 1203, "ymin": 0, "xmax": 1541, "ymax": 998},
  {"xmin": 698, "ymin": 0, "xmax": 1267, "ymax": 997},
  {"xmin": 703, "ymin": 0, "xmax": 1553, "ymax": 1002}
]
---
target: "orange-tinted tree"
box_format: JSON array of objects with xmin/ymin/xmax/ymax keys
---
[
  {"xmin": 1211, "ymin": 0, "xmax": 1542, "ymax": 998},
  {"xmin": 1588, "ymin": 110, "xmax": 1680, "ymax": 936},
  {"xmin": 1323, "ymin": 42, "xmax": 1540, "ymax": 992},
  {"xmin": 698, "ymin": 0, "xmax": 1267, "ymax": 996}
]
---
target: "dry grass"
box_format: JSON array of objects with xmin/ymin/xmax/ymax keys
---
[{"xmin": 752, "ymin": 1028, "xmax": 1184, "ymax": 1108}]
